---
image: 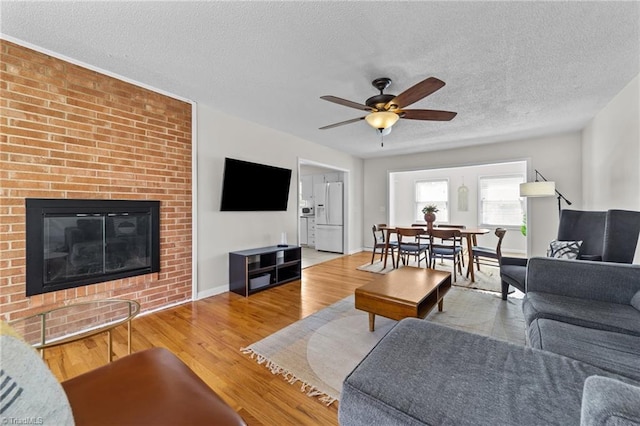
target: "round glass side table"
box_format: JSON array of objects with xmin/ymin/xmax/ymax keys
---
[{"xmin": 9, "ymin": 299, "xmax": 140, "ymax": 362}]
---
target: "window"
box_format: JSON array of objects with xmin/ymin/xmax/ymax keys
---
[
  {"xmin": 415, "ymin": 179, "xmax": 449, "ymax": 222},
  {"xmin": 479, "ymin": 175, "xmax": 524, "ymax": 226}
]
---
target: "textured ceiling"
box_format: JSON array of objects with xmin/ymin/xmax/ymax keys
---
[{"xmin": 2, "ymin": 1, "xmax": 639, "ymax": 159}]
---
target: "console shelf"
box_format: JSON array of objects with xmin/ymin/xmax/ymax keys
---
[{"xmin": 229, "ymin": 245, "xmax": 302, "ymax": 296}]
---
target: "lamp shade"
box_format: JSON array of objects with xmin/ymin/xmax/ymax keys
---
[
  {"xmin": 520, "ymin": 181, "xmax": 556, "ymax": 197},
  {"xmin": 365, "ymin": 111, "xmax": 399, "ymax": 129}
]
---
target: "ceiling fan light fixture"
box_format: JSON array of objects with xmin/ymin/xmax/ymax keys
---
[
  {"xmin": 365, "ymin": 111, "xmax": 399, "ymax": 129},
  {"xmin": 319, "ymin": 76, "xmax": 455, "ymax": 131}
]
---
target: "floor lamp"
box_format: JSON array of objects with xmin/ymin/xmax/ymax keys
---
[{"xmin": 520, "ymin": 169, "xmax": 572, "ymax": 216}]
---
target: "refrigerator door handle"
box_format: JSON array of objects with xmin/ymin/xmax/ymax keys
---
[{"xmin": 325, "ymin": 184, "xmax": 329, "ymax": 225}]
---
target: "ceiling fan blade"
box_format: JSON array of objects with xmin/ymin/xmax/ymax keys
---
[
  {"xmin": 386, "ymin": 77, "xmax": 446, "ymax": 109},
  {"xmin": 320, "ymin": 95, "xmax": 373, "ymax": 111},
  {"xmin": 400, "ymin": 109, "xmax": 457, "ymax": 121},
  {"xmin": 319, "ymin": 116, "xmax": 366, "ymax": 130}
]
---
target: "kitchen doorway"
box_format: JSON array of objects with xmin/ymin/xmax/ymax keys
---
[
  {"xmin": 301, "ymin": 247, "xmax": 343, "ymax": 269},
  {"xmin": 297, "ymin": 159, "xmax": 349, "ymax": 268}
]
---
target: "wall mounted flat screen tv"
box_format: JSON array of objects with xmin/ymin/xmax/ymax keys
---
[{"xmin": 220, "ymin": 158, "xmax": 292, "ymax": 211}]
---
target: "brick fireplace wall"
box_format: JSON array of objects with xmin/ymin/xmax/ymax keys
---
[{"xmin": 0, "ymin": 40, "xmax": 193, "ymax": 320}]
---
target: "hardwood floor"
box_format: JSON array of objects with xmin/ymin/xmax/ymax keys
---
[{"xmin": 44, "ymin": 252, "xmax": 378, "ymax": 426}]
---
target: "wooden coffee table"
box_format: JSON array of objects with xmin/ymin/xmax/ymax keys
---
[{"xmin": 355, "ymin": 267, "xmax": 452, "ymax": 331}]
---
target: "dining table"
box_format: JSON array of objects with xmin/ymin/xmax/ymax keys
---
[{"xmin": 380, "ymin": 225, "xmax": 491, "ymax": 283}]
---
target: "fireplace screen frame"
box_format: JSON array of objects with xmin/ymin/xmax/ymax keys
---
[{"xmin": 26, "ymin": 199, "xmax": 160, "ymax": 296}]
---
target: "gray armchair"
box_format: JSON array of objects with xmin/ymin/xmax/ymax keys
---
[
  {"xmin": 557, "ymin": 209, "xmax": 606, "ymax": 261},
  {"xmin": 500, "ymin": 209, "xmax": 640, "ymax": 300},
  {"xmin": 603, "ymin": 209, "xmax": 640, "ymax": 263}
]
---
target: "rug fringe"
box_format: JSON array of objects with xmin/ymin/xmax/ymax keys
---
[{"xmin": 240, "ymin": 347, "xmax": 337, "ymax": 406}]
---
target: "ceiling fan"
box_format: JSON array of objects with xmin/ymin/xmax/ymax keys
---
[{"xmin": 319, "ymin": 76, "xmax": 457, "ymax": 132}]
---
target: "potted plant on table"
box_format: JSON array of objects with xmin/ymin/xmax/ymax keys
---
[{"xmin": 422, "ymin": 204, "xmax": 439, "ymax": 230}]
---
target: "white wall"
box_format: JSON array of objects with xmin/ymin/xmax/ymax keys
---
[
  {"xmin": 388, "ymin": 161, "xmax": 527, "ymax": 254},
  {"xmin": 195, "ymin": 71, "xmax": 639, "ymax": 297},
  {"xmin": 582, "ymin": 73, "xmax": 640, "ymax": 262},
  {"xmin": 196, "ymin": 104, "xmax": 363, "ymax": 298},
  {"xmin": 363, "ymin": 132, "xmax": 583, "ymax": 257},
  {"xmin": 582, "ymin": 74, "xmax": 639, "ymax": 210}
]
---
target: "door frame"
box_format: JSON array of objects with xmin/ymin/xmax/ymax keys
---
[{"xmin": 297, "ymin": 158, "xmax": 349, "ymax": 254}]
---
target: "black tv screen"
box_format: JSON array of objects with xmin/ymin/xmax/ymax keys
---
[{"xmin": 220, "ymin": 158, "xmax": 292, "ymax": 211}]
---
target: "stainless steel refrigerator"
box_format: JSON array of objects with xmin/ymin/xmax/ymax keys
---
[{"xmin": 314, "ymin": 182, "xmax": 343, "ymax": 253}]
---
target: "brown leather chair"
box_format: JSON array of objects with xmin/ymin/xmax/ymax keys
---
[{"xmin": 62, "ymin": 347, "xmax": 247, "ymax": 426}]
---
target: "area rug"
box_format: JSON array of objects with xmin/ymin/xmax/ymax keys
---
[
  {"xmin": 241, "ymin": 287, "xmax": 524, "ymax": 406},
  {"xmin": 357, "ymin": 258, "xmax": 505, "ymax": 293}
]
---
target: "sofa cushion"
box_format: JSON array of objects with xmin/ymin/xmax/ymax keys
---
[
  {"xmin": 581, "ymin": 376, "xmax": 640, "ymax": 426},
  {"xmin": 0, "ymin": 321, "xmax": 75, "ymax": 425},
  {"xmin": 339, "ymin": 318, "xmax": 626, "ymax": 426},
  {"xmin": 523, "ymin": 292, "xmax": 640, "ymax": 337},
  {"xmin": 631, "ymin": 290, "xmax": 640, "ymax": 311},
  {"xmin": 528, "ymin": 318, "xmax": 640, "ymax": 381}
]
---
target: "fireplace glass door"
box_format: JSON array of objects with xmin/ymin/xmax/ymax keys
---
[
  {"xmin": 43, "ymin": 213, "xmax": 152, "ymax": 286},
  {"xmin": 26, "ymin": 199, "xmax": 160, "ymax": 296}
]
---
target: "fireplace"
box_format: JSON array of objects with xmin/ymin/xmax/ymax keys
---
[{"xmin": 26, "ymin": 199, "xmax": 160, "ymax": 296}]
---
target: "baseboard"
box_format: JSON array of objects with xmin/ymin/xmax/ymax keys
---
[
  {"xmin": 137, "ymin": 299, "xmax": 191, "ymax": 318},
  {"xmin": 196, "ymin": 285, "xmax": 228, "ymax": 300},
  {"xmin": 503, "ymin": 249, "xmax": 527, "ymax": 256}
]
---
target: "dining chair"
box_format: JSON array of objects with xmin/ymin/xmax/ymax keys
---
[
  {"xmin": 371, "ymin": 224, "xmax": 396, "ymax": 268},
  {"xmin": 395, "ymin": 227, "xmax": 429, "ymax": 268},
  {"xmin": 468, "ymin": 228, "xmax": 506, "ymax": 275},
  {"xmin": 411, "ymin": 223, "xmax": 430, "ymax": 246},
  {"xmin": 435, "ymin": 224, "xmax": 466, "ymax": 267},
  {"xmin": 428, "ymin": 228, "xmax": 463, "ymax": 281}
]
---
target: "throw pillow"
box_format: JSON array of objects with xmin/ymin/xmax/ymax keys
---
[
  {"xmin": 547, "ymin": 240, "xmax": 582, "ymax": 259},
  {"xmin": 0, "ymin": 321, "xmax": 75, "ymax": 425}
]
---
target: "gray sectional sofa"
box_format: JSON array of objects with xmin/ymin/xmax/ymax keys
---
[
  {"xmin": 339, "ymin": 257, "xmax": 640, "ymax": 425},
  {"xmin": 524, "ymin": 258, "xmax": 640, "ymax": 381}
]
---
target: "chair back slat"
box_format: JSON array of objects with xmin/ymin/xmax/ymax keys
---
[
  {"xmin": 429, "ymin": 228, "xmax": 460, "ymax": 240},
  {"xmin": 372, "ymin": 224, "xmax": 387, "ymax": 244},
  {"xmin": 396, "ymin": 227, "xmax": 426, "ymax": 240},
  {"xmin": 495, "ymin": 228, "xmax": 507, "ymax": 260}
]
